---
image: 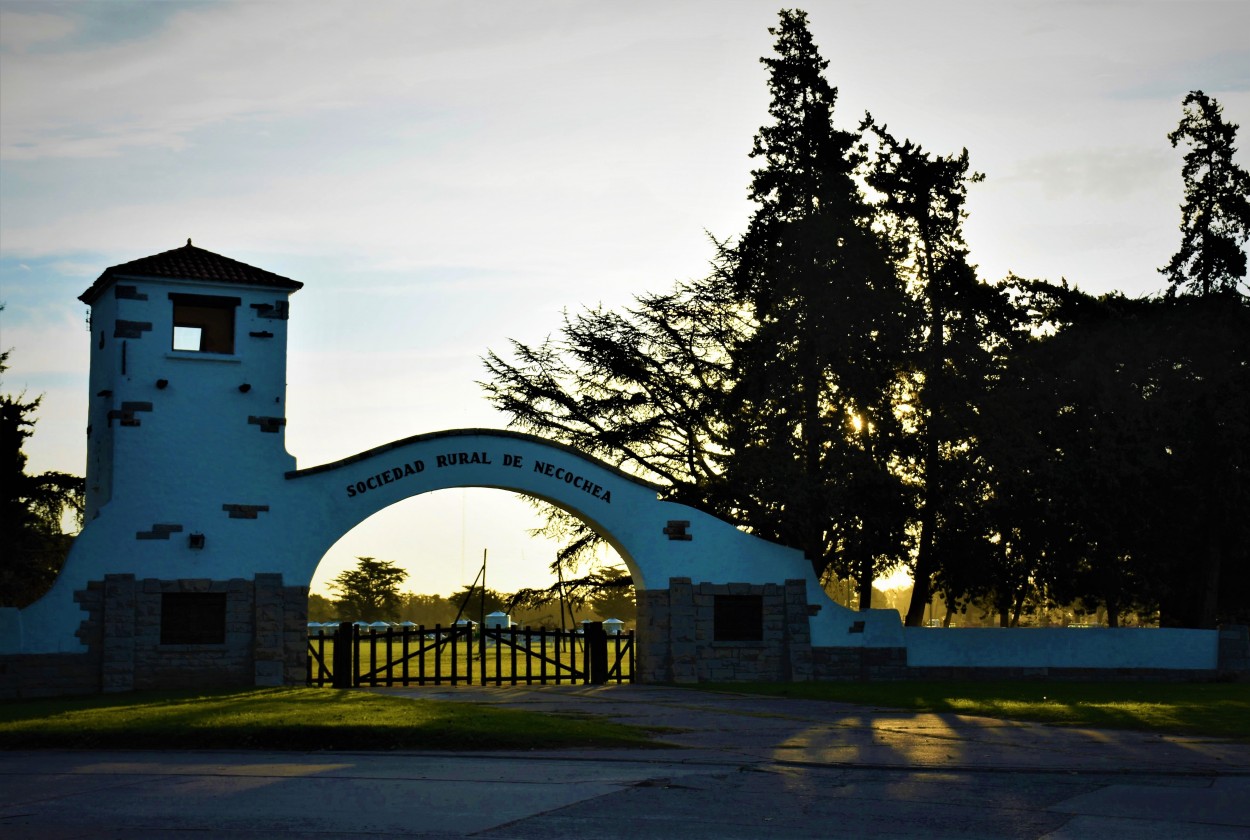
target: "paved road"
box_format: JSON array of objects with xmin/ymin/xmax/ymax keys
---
[{"xmin": 2, "ymin": 684, "xmax": 1248, "ymax": 838}]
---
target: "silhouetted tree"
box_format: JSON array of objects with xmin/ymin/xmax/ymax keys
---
[
  {"xmin": 307, "ymin": 592, "xmax": 337, "ymax": 622},
  {"xmin": 1161, "ymin": 90, "xmax": 1250, "ymax": 298},
  {"xmin": 399, "ymin": 593, "xmax": 459, "ymax": 626},
  {"xmin": 862, "ymin": 120, "xmax": 1015, "ymax": 626},
  {"xmin": 720, "ymin": 10, "xmax": 911, "ymax": 606},
  {"xmin": 0, "ymin": 338, "xmax": 84, "ymax": 608},
  {"xmin": 482, "ymin": 273, "xmax": 741, "ymax": 598},
  {"xmin": 975, "ymin": 284, "xmax": 1250, "ymax": 627},
  {"xmin": 586, "ymin": 566, "xmax": 636, "ymax": 622},
  {"xmin": 329, "ymin": 557, "xmax": 407, "ymax": 622}
]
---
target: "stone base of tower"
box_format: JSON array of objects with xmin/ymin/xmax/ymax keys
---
[
  {"xmin": 635, "ymin": 577, "xmax": 816, "ymax": 684},
  {"xmin": 0, "ymin": 574, "xmax": 308, "ymax": 699}
]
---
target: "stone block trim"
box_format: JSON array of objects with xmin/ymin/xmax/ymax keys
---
[
  {"xmin": 114, "ymin": 285, "xmax": 148, "ymax": 301},
  {"xmin": 136, "ymin": 523, "xmax": 184, "ymax": 540},
  {"xmin": 251, "ymin": 301, "xmax": 290, "ymax": 320},
  {"xmin": 223, "ymin": 504, "xmax": 271, "ymax": 520},
  {"xmin": 663, "ymin": 520, "xmax": 692, "ymax": 541},
  {"xmin": 113, "ymin": 320, "xmax": 153, "ymax": 338},
  {"xmin": 108, "ymin": 401, "xmax": 152, "ymax": 428},
  {"xmin": 107, "ymin": 409, "xmax": 139, "ymax": 427},
  {"xmin": 248, "ymin": 415, "xmax": 286, "ymax": 433},
  {"xmin": 249, "ymin": 330, "xmax": 274, "ymax": 338}
]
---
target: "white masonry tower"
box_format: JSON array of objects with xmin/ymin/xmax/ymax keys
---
[{"xmin": 78, "ymin": 240, "xmax": 303, "ymax": 524}]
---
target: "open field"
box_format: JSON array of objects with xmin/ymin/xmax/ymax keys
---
[
  {"xmin": 698, "ymin": 680, "xmax": 1250, "ymax": 740},
  {"xmin": 0, "ymin": 687, "xmax": 659, "ymax": 751}
]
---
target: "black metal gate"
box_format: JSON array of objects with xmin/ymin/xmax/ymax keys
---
[{"xmin": 307, "ymin": 621, "xmax": 634, "ymax": 688}]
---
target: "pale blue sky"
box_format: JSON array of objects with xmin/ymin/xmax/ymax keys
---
[{"xmin": 2, "ymin": 0, "xmax": 1247, "ymax": 598}]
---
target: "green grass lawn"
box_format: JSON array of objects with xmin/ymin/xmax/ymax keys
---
[
  {"xmin": 697, "ymin": 680, "xmax": 1250, "ymax": 740},
  {"xmin": 0, "ymin": 687, "xmax": 659, "ymax": 751}
]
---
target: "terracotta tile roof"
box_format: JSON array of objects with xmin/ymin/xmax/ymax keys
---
[{"xmin": 80, "ymin": 240, "xmax": 303, "ymax": 303}]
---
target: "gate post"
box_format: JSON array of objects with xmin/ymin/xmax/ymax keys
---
[
  {"xmin": 584, "ymin": 621, "xmax": 608, "ymax": 685},
  {"xmin": 332, "ymin": 621, "xmax": 354, "ymax": 688}
]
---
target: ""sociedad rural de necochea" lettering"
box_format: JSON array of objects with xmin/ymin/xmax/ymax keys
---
[
  {"xmin": 345, "ymin": 459, "xmax": 425, "ymax": 497},
  {"xmin": 344, "ymin": 451, "xmax": 612, "ymax": 503}
]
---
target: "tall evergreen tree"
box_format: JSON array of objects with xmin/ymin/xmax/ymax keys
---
[
  {"xmin": 1157, "ymin": 90, "xmax": 1250, "ymax": 625},
  {"xmin": 862, "ymin": 121, "xmax": 1012, "ymax": 626},
  {"xmin": 721, "ymin": 10, "xmax": 912, "ymax": 605},
  {"xmin": 1161, "ymin": 90, "xmax": 1250, "ymax": 298}
]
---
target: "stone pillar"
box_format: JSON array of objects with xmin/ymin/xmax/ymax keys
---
[
  {"xmin": 101, "ymin": 574, "xmax": 137, "ymax": 693},
  {"xmin": 635, "ymin": 587, "xmax": 669, "ymax": 684},
  {"xmin": 252, "ymin": 573, "xmax": 285, "ymax": 686},
  {"xmin": 784, "ymin": 579, "xmax": 814, "ymax": 681},
  {"xmin": 282, "ymin": 583, "xmax": 310, "ymax": 686},
  {"xmin": 668, "ymin": 577, "xmax": 697, "ymax": 684}
]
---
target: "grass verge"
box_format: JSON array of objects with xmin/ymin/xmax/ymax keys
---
[
  {"xmin": 696, "ymin": 680, "xmax": 1250, "ymax": 740},
  {"xmin": 0, "ymin": 687, "xmax": 660, "ymax": 751}
]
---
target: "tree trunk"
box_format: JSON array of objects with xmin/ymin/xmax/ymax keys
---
[
  {"xmin": 1199, "ymin": 525, "xmax": 1223, "ymax": 629},
  {"xmin": 905, "ymin": 244, "xmax": 945, "ymax": 628},
  {"xmin": 906, "ymin": 505, "xmax": 937, "ymax": 626},
  {"xmin": 857, "ymin": 556, "xmax": 875, "ymax": 610}
]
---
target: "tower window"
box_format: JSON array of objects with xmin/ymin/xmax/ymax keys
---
[{"xmin": 170, "ymin": 293, "xmax": 239, "ymax": 353}]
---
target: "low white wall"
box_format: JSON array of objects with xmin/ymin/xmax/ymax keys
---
[{"xmin": 903, "ymin": 626, "xmax": 1219, "ymax": 671}]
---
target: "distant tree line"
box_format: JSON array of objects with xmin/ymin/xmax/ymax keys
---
[{"xmin": 482, "ymin": 10, "xmax": 1250, "ymax": 629}]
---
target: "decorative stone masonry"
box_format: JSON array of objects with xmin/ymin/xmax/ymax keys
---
[
  {"xmin": 222, "ymin": 504, "xmax": 270, "ymax": 520},
  {"xmin": 108, "ymin": 400, "xmax": 153, "ymax": 428},
  {"xmin": 135, "ymin": 522, "xmax": 183, "ymax": 540},
  {"xmin": 637, "ymin": 577, "xmax": 814, "ymax": 684},
  {"xmin": 663, "ymin": 520, "xmax": 692, "ymax": 541},
  {"xmin": 251, "ymin": 301, "xmax": 289, "ymax": 320},
  {"xmin": 113, "ymin": 320, "xmax": 152, "ymax": 338},
  {"xmin": 114, "ymin": 284, "xmax": 148, "ymax": 301},
  {"xmin": 248, "ymin": 415, "xmax": 286, "ymax": 433}
]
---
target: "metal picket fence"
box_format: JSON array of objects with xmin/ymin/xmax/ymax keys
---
[{"xmin": 307, "ymin": 621, "xmax": 633, "ymax": 688}]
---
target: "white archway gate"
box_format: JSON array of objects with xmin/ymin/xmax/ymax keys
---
[{"xmin": 1, "ymin": 243, "xmax": 896, "ymax": 698}]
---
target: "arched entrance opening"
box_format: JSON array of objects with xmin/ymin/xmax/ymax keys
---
[
  {"xmin": 299, "ymin": 471, "xmax": 644, "ymax": 687},
  {"xmin": 308, "ymin": 486, "xmax": 636, "ymax": 633}
]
